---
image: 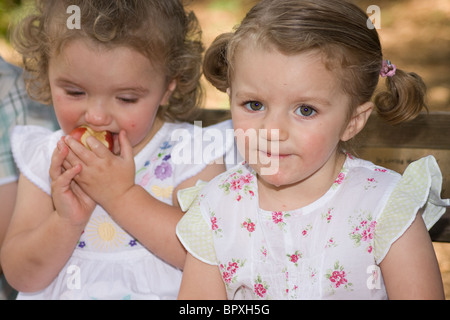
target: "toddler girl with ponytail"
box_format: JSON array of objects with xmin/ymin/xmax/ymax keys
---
[{"xmin": 177, "ymin": 0, "xmax": 448, "ymax": 299}]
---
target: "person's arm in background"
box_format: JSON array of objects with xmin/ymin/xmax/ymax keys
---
[
  {"xmin": 0, "ymin": 56, "xmax": 59, "ymax": 275},
  {"xmin": 0, "ymin": 181, "xmax": 17, "ymax": 274}
]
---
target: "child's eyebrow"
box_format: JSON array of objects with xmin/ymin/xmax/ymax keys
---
[
  {"xmin": 54, "ymin": 77, "xmax": 150, "ymax": 95},
  {"xmin": 115, "ymin": 86, "xmax": 150, "ymax": 94},
  {"xmin": 234, "ymin": 90, "xmax": 333, "ymax": 107},
  {"xmin": 54, "ymin": 77, "xmax": 82, "ymax": 87}
]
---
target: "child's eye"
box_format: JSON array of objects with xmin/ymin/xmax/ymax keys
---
[
  {"xmin": 244, "ymin": 101, "xmax": 265, "ymax": 111},
  {"xmin": 118, "ymin": 96, "xmax": 138, "ymax": 104},
  {"xmin": 295, "ymin": 104, "xmax": 317, "ymax": 117},
  {"xmin": 66, "ymin": 89, "xmax": 85, "ymax": 97},
  {"xmin": 120, "ymin": 98, "xmax": 138, "ymax": 104}
]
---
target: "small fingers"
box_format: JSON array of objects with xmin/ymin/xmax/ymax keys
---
[
  {"xmin": 49, "ymin": 140, "xmax": 68, "ymax": 181},
  {"xmin": 118, "ymin": 130, "xmax": 134, "ymax": 161},
  {"xmin": 51, "ymin": 163, "xmax": 82, "ymax": 193},
  {"xmin": 85, "ymin": 136, "xmax": 112, "ymax": 158}
]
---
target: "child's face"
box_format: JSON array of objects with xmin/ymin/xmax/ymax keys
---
[
  {"xmin": 48, "ymin": 39, "xmax": 175, "ymax": 155},
  {"xmin": 229, "ymin": 47, "xmax": 355, "ymax": 190}
]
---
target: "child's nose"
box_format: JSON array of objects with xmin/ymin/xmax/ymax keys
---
[
  {"xmin": 84, "ymin": 102, "xmax": 112, "ymax": 127},
  {"xmin": 260, "ymin": 112, "xmax": 288, "ymax": 141}
]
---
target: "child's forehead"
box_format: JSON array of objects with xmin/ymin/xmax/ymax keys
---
[
  {"xmin": 233, "ymin": 43, "xmax": 342, "ymax": 80},
  {"xmin": 53, "ymin": 37, "xmax": 164, "ymax": 70},
  {"xmin": 230, "ymin": 43, "xmax": 350, "ymax": 101}
]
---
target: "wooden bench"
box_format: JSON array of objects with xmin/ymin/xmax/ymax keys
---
[{"xmin": 196, "ymin": 109, "xmax": 450, "ymax": 242}]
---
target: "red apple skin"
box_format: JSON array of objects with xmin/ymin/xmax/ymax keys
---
[{"xmin": 69, "ymin": 126, "xmax": 114, "ymax": 152}]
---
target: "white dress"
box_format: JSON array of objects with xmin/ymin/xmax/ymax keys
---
[
  {"xmin": 10, "ymin": 120, "xmax": 235, "ymax": 300},
  {"xmin": 177, "ymin": 155, "xmax": 449, "ymax": 300}
]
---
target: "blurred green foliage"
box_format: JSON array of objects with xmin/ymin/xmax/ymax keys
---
[
  {"xmin": 206, "ymin": 0, "xmax": 242, "ymax": 12},
  {"xmin": 0, "ymin": 0, "xmax": 23, "ymax": 41}
]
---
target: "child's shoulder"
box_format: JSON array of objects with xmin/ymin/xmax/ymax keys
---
[
  {"xmin": 346, "ymin": 155, "xmax": 401, "ymax": 179},
  {"xmin": 11, "ymin": 125, "xmax": 63, "ymax": 155},
  {"xmin": 199, "ymin": 161, "xmax": 253, "ymax": 197},
  {"xmin": 336, "ymin": 155, "xmax": 402, "ymax": 203},
  {"xmin": 11, "ymin": 125, "xmax": 64, "ymax": 195}
]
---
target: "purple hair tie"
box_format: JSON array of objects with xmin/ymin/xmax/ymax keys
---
[{"xmin": 380, "ymin": 60, "xmax": 396, "ymax": 77}]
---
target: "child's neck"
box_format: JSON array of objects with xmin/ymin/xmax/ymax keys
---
[{"xmin": 257, "ymin": 152, "xmax": 346, "ymax": 212}]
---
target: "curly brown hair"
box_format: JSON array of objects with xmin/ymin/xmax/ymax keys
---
[{"xmin": 12, "ymin": 0, "xmax": 204, "ymax": 122}]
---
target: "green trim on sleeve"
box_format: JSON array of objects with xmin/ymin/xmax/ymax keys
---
[
  {"xmin": 374, "ymin": 156, "xmax": 449, "ymax": 264},
  {"xmin": 177, "ymin": 186, "xmax": 218, "ymax": 265}
]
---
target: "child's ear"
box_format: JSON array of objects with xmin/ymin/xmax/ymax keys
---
[
  {"xmin": 161, "ymin": 79, "xmax": 177, "ymax": 106},
  {"xmin": 341, "ymin": 101, "xmax": 374, "ymax": 142}
]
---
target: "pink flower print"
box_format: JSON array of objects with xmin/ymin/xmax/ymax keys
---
[
  {"xmin": 334, "ymin": 172, "xmax": 345, "ymax": 185},
  {"xmin": 138, "ymin": 172, "xmax": 152, "ymax": 187},
  {"xmin": 364, "ymin": 177, "xmax": 378, "ymax": 190},
  {"xmin": 348, "ymin": 213, "xmax": 376, "ymax": 253},
  {"xmin": 209, "ymin": 211, "xmax": 222, "ymax": 236},
  {"xmin": 375, "ymin": 168, "xmax": 387, "ymax": 173},
  {"xmin": 240, "ymin": 173, "xmax": 253, "ymax": 184},
  {"xmin": 272, "ymin": 211, "xmax": 283, "ymax": 224},
  {"xmin": 227, "ymin": 262, "xmax": 239, "ymax": 274},
  {"xmin": 322, "ymin": 208, "xmax": 333, "ymax": 223},
  {"xmin": 211, "ymin": 217, "xmax": 218, "ymax": 231},
  {"xmin": 260, "ymin": 247, "xmax": 268, "ymax": 258},
  {"xmin": 361, "ymin": 229, "xmax": 373, "ymax": 242},
  {"xmin": 242, "ymin": 218, "xmax": 256, "ymax": 235},
  {"xmin": 361, "ymin": 220, "xmax": 377, "ymax": 244},
  {"xmin": 254, "ymin": 283, "xmax": 267, "ymax": 298},
  {"xmin": 221, "ymin": 270, "xmax": 232, "ymax": 284},
  {"xmin": 329, "ymin": 270, "xmax": 348, "ymax": 288},
  {"xmin": 325, "ymin": 237, "xmax": 337, "ymax": 249},
  {"xmin": 326, "ymin": 261, "xmax": 353, "ymax": 293},
  {"xmin": 300, "ymin": 224, "xmax": 312, "ymax": 237},
  {"xmin": 360, "ymin": 220, "xmax": 376, "ymax": 242},
  {"xmin": 219, "ymin": 168, "xmax": 256, "ymax": 201},
  {"xmin": 230, "ymin": 179, "xmax": 243, "ymax": 191},
  {"xmin": 332, "ymin": 169, "xmax": 348, "ymax": 189},
  {"xmin": 253, "ymin": 275, "xmax": 269, "ymax": 298},
  {"xmin": 270, "ymin": 211, "xmax": 290, "ymax": 230},
  {"xmin": 220, "ymin": 259, "xmax": 245, "ymax": 286},
  {"xmin": 287, "ymin": 250, "xmax": 302, "ymax": 266}
]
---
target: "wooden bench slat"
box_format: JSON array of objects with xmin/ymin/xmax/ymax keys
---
[{"xmin": 358, "ymin": 112, "xmax": 450, "ymax": 150}]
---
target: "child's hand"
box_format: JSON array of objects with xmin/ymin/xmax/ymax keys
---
[
  {"xmin": 62, "ymin": 130, "xmax": 136, "ymax": 211},
  {"xmin": 49, "ymin": 139, "xmax": 96, "ymax": 226}
]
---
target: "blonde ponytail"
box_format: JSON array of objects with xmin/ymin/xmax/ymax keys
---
[
  {"xmin": 374, "ymin": 68, "xmax": 428, "ymax": 125},
  {"xmin": 203, "ymin": 33, "xmax": 233, "ymax": 93}
]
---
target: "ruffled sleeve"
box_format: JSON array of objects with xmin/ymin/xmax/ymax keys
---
[
  {"xmin": 374, "ymin": 156, "xmax": 450, "ymax": 264},
  {"xmin": 11, "ymin": 125, "xmax": 63, "ymax": 195},
  {"xmin": 176, "ymin": 184, "xmax": 218, "ymax": 265}
]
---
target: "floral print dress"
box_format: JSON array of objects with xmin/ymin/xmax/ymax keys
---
[
  {"xmin": 11, "ymin": 120, "xmax": 234, "ymax": 299},
  {"xmin": 177, "ymin": 155, "xmax": 449, "ymax": 300}
]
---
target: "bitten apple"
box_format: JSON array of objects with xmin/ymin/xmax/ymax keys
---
[{"xmin": 69, "ymin": 126, "xmax": 114, "ymax": 152}]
